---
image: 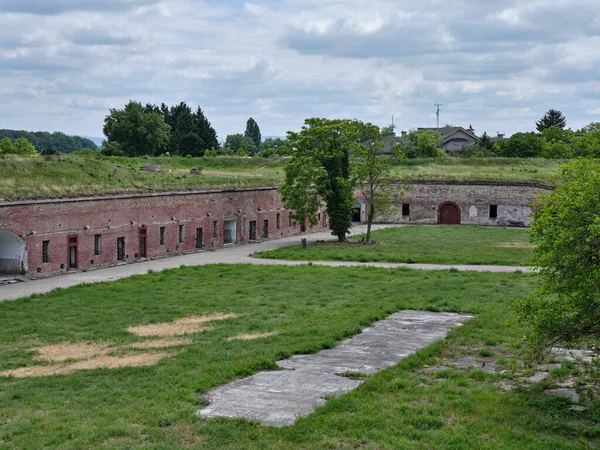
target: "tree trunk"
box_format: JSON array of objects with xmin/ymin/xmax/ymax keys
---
[{"xmin": 366, "ymin": 202, "xmax": 375, "ymax": 243}]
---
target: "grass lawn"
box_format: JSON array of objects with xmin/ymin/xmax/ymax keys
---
[
  {"xmin": 0, "ymin": 265, "xmax": 597, "ymax": 449},
  {"xmin": 255, "ymin": 225, "xmax": 534, "ymax": 266}
]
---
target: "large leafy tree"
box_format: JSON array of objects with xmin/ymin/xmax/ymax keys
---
[
  {"xmin": 224, "ymin": 134, "xmax": 257, "ymax": 155},
  {"xmin": 103, "ymin": 101, "xmax": 170, "ymax": 156},
  {"xmin": 536, "ymin": 109, "xmax": 566, "ymax": 132},
  {"xmin": 400, "ymin": 129, "xmax": 444, "ymax": 158},
  {"xmin": 495, "ymin": 132, "xmax": 543, "ymax": 157},
  {"xmin": 352, "ymin": 124, "xmax": 403, "ymax": 243},
  {"xmin": 515, "ymin": 160, "xmax": 600, "ymax": 351},
  {"xmin": 244, "ymin": 118, "xmax": 261, "ymax": 154},
  {"xmin": 281, "ymin": 118, "xmax": 356, "ymax": 242}
]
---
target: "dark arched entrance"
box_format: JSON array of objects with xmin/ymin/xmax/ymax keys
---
[
  {"xmin": 0, "ymin": 230, "xmax": 27, "ymax": 274},
  {"xmin": 438, "ymin": 202, "xmax": 461, "ymax": 225}
]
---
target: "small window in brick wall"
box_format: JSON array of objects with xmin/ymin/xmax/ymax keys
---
[
  {"xmin": 289, "ymin": 213, "xmax": 294, "ymax": 228},
  {"xmin": 94, "ymin": 234, "xmax": 102, "ymax": 256},
  {"xmin": 276, "ymin": 213, "xmax": 280, "ymax": 230},
  {"xmin": 490, "ymin": 205, "xmax": 498, "ymax": 218},
  {"xmin": 402, "ymin": 204, "xmax": 410, "ymax": 217},
  {"xmin": 160, "ymin": 227, "xmax": 165, "ymax": 245},
  {"xmin": 178, "ymin": 225, "xmax": 184, "ymax": 243},
  {"xmin": 213, "ymin": 220, "xmax": 218, "ymax": 238},
  {"xmin": 42, "ymin": 240, "xmax": 50, "ymax": 263}
]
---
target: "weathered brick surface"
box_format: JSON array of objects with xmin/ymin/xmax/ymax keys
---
[
  {"xmin": 0, "ymin": 187, "xmax": 322, "ymax": 277},
  {"xmin": 357, "ymin": 182, "xmax": 553, "ymax": 226}
]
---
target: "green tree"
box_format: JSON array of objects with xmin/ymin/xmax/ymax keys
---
[
  {"xmin": 0, "ymin": 137, "xmax": 15, "ymax": 154},
  {"xmin": 224, "ymin": 134, "xmax": 256, "ymax": 155},
  {"xmin": 495, "ymin": 132, "xmax": 543, "ymax": 158},
  {"xmin": 194, "ymin": 106, "xmax": 219, "ymax": 153},
  {"xmin": 540, "ymin": 126, "xmax": 574, "ymax": 158},
  {"xmin": 572, "ymin": 122, "xmax": 600, "ymax": 158},
  {"xmin": 258, "ymin": 137, "xmax": 290, "ymax": 157},
  {"xmin": 400, "ymin": 129, "xmax": 445, "ymax": 158},
  {"xmin": 281, "ymin": 118, "xmax": 356, "ymax": 242},
  {"xmin": 352, "ymin": 124, "xmax": 404, "ymax": 243},
  {"xmin": 13, "ymin": 137, "xmax": 37, "ymax": 155},
  {"xmin": 515, "ymin": 160, "xmax": 600, "ymax": 351},
  {"xmin": 536, "ymin": 109, "xmax": 566, "ymax": 132},
  {"xmin": 103, "ymin": 101, "xmax": 171, "ymax": 156},
  {"xmin": 244, "ymin": 118, "xmax": 261, "ymax": 154}
]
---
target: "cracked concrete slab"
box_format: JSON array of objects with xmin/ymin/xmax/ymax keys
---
[{"xmin": 197, "ymin": 310, "xmax": 473, "ymax": 426}]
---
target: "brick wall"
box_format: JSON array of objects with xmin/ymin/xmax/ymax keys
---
[{"xmin": 0, "ymin": 187, "xmax": 322, "ymax": 277}]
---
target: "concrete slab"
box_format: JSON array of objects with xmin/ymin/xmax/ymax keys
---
[{"xmin": 197, "ymin": 310, "xmax": 473, "ymax": 426}]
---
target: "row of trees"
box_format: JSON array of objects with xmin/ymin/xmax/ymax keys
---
[
  {"xmin": 0, "ymin": 129, "xmax": 97, "ymax": 154},
  {"xmin": 102, "ymin": 101, "xmax": 219, "ymax": 157}
]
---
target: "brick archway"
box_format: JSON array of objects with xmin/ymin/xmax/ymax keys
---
[{"xmin": 437, "ymin": 201, "xmax": 461, "ymax": 225}]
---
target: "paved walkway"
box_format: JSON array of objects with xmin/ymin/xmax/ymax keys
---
[{"xmin": 0, "ymin": 224, "xmax": 530, "ymax": 302}]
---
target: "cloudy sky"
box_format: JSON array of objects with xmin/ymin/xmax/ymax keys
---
[{"xmin": 0, "ymin": 0, "xmax": 599, "ymax": 140}]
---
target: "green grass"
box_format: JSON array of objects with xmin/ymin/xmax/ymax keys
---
[
  {"xmin": 0, "ymin": 265, "xmax": 597, "ymax": 449},
  {"xmin": 255, "ymin": 225, "xmax": 534, "ymax": 266},
  {"xmin": 0, "ymin": 155, "xmax": 286, "ymax": 200},
  {"xmin": 0, "ymin": 155, "xmax": 562, "ymax": 200},
  {"xmin": 391, "ymin": 157, "xmax": 564, "ymax": 184}
]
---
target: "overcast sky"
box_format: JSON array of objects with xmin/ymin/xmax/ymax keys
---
[{"xmin": 0, "ymin": 0, "xmax": 599, "ymax": 140}]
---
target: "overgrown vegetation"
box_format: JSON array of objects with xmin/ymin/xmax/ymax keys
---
[
  {"xmin": 0, "ymin": 129, "xmax": 97, "ymax": 153},
  {"xmin": 255, "ymin": 225, "xmax": 534, "ymax": 266},
  {"xmin": 1, "ymin": 265, "xmax": 597, "ymax": 449},
  {"xmin": 515, "ymin": 159, "xmax": 600, "ymax": 352}
]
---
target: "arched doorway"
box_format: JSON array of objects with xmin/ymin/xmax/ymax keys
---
[
  {"xmin": 0, "ymin": 231, "xmax": 27, "ymax": 274},
  {"xmin": 438, "ymin": 202, "xmax": 461, "ymax": 225}
]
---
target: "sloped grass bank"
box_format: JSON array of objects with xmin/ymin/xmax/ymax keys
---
[
  {"xmin": 0, "ymin": 265, "xmax": 596, "ymax": 449},
  {"xmin": 255, "ymin": 225, "xmax": 534, "ymax": 266}
]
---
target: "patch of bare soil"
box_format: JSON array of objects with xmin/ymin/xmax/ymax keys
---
[
  {"xmin": 496, "ymin": 242, "xmax": 536, "ymax": 249},
  {"xmin": 35, "ymin": 342, "xmax": 111, "ymax": 362},
  {"xmin": 128, "ymin": 337, "xmax": 193, "ymax": 349},
  {"xmin": 127, "ymin": 313, "xmax": 238, "ymax": 337},
  {"xmin": 1, "ymin": 352, "xmax": 175, "ymax": 378},
  {"xmin": 226, "ymin": 331, "xmax": 279, "ymax": 341}
]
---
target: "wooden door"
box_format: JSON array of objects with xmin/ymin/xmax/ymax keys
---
[{"xmin": 439, "ymin": 203, "xmax": 460, "ymax": 224}]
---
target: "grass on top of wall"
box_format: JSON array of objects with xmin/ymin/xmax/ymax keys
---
[
  {"xmin": 0, "ymin": 155, "xmax": 286, "ymax": 201},
  {"xmin": 254, "ymin": 225, "xmax": 534, "ymax": 266},
  {"xmin": 0, "ymin": 264, "xmax": 597, "ymax": 449},
  {"xmin": 0, "ymin": 155, "xmax": 562, "ymax": 201}
]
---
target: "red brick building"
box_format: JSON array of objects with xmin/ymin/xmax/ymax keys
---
[{"xmin": 0, "ymin": 187, "xmax": 325, "ymax": 277}]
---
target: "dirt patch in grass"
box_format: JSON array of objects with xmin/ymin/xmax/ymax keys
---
[
  {"xmin": 128, "ymin": 337, "xmax": 193, "ymax": 349},
  {"xmin": 35, "ymin": 342, "xmax": 111, "ymax": 362},
  {"xmin": 226, "ymin": 331, "xmax": 279, "ymax": 341},
  {"xmin": 127, "ymin": 313, "xmax": 238, "ymax": 337},
  {"xmin": 496, "ymin": 242, "xmax": 536, "ymax": 249},
  {"xmin": 1, "ymin": 352, "xmax": 175, "ymax": 378}
]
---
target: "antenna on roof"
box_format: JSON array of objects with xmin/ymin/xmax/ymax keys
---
[{"xmin": 434, "ymin": 103, "xmax": 443, "ymax": 128}]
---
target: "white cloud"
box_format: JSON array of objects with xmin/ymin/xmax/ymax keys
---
[{"xmin": 0, "ymin": 0, "xmax": 598, "ymax": 138}]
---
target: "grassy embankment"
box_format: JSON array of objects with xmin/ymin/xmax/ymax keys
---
[
  {"xmin": 0, "ymin": 155, "xmax": 286, "ymax": 201},
  {"xmin": 0, "ymin": 265, "xmax": 597, "ymax": 449},
  {"xmin": 255, "ymin": 225, "xmax": 534, "ymax": 266},
  {"xmin": 0, "ymin": 155, "xmax": 563, "ymax": 200}
]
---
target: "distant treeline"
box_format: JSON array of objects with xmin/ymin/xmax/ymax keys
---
[{"xmin": 0, "ymin": 129, "xmax": 98, "ymax": 153}]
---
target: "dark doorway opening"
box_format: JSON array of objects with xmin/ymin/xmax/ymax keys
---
[
  {"xmin": 352, "ymin": 207, "xmax": 361, "ymax": 222},
  {"xmin": 263, "ymin": 220, "xmax": 269, "ymax": 238},
  {"xmin": 196, "ymin": 228, "xmax": 203, "ymax": 249},
  {"xmin": 249, "ymin": 221, "xmax": 257, "ymax": 241},
  {"xmin": 139, "ymin": 226, "xmax": 147, "ymax": 258},
  {"xmin": 438, "ymin": 202, "xmax": 461, "ymax": 225},
  {"xmin": 67, "ymin": 235, "xmax": 78, "ymax": 270},
  {"xmin": 117, "ymin": 237, "xmax": 125, "ymax": 261}
]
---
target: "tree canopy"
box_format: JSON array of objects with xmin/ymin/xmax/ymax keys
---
[
  {"xmin": 244, "ymin": 118, "xmax": 261, "ymax": 154},
  {"xmin": 224, "ymin": 134, "xmax": 257, "ymax": 155},
  {"xmin": 0, "ymin": 137, "xmax": 37, "ymax": 156},
  {"xmin": 400, "ymin": 129, "xmax": 445, "ymax": 158},
  {"xmin": 0, "ymin": 129, "xmax": 97, "ymax": 153},
  {"xmin": 515, "ymin": 159, "xmax": 600, "ymax": 351},
  {"xmin": 103, "ymin": 101, "xmax": 171, "ymax": 157},
  {"xmin": 281, "ymin": 118, "xmax": 356, "ymax": 242},
  {"xmin": 536, "ymin": 109, "xmax": 566, "ymax": 132}
]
